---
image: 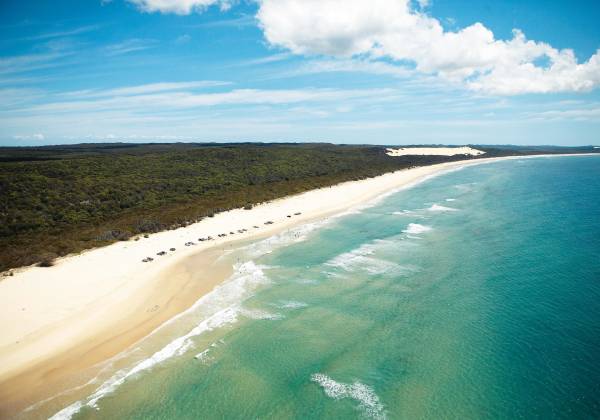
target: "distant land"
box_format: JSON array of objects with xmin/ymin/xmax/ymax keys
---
[{"xmin": 0, "ymin": 143, "xmax": 597, "ymax": 272}]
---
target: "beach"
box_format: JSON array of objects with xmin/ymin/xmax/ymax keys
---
[{"xmin": 0, "ymin": 154, "xmax": 588, "ymax": 416}]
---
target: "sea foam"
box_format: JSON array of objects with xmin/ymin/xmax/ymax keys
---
[
  {"xmin": 241, "ymin": 219, "xmax": 330, "ymax": 259},
  {"xmin": 311, "ymin": 373, "xmax": 386, "ymax": 419},
  {"xmin": 325, "ymin": 238, "xmax": 416, "ymax": 277},
  {"xmin": 194, "ymin": 339, "xmax": 225, "ymax": 364},
  {"xmin": 194, "ymin": 348, "xmax": 212, "ymax": 363},
  {"xmin": 427, "ymin": 204, "xmax": 458, "ymax": 212},
  {"xmin": 326, "ymin": 243, "xmax": 401, "ymax": 276},
  {"xmin": 274, "ymin": 300, "xmax": 308, "ymax": 310},
  {"xmin": 392, "ymin": 210, "xmax": 414, "ymax": 215},
  {"xmin": 240, "ymin": 307, "xmax": 284, "ymax": 320},
  {"xmin": 402, "ymin": 223, "xmax": 432, "ymax": 234}
]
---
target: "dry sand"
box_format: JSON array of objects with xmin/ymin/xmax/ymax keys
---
[{"xmin": 386, "ymin": 146, "xmax": 485, "ymax": 156}]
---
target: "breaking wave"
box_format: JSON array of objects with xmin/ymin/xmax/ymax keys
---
[
  {"xmin": 427, "ymin": 204, "xmax": 458, "ymax": 212},
  {"xmin": 274, "ymin": 300, "xmax": 308, "ymax": 310},
  {"xmin": 325, "ymin": 239, "xmax": 411, "ymax": 276},
  {"xmin": 194, "ymin": 339, "xmax": 225, "ymax": 365},
  {"xmin": 392, "ymin": 210, "xmax": 414, "ymax": 215},
  {"xmin": 241, "ymin": 219, "xmax": 330, "ymax": 259},
  {"xmin": 311, "ymin": 373, "xmax": 386, "ymax": 419},
  {"xmin": 240, "ymin": 307, "xmax": 284, "ymax": 320},
  {"xmin": 402, "ymin": 223, "xmax": 432, "ymax": 235}
]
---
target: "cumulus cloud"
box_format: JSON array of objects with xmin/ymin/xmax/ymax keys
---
[
  {"xmin": 256, "ymin": 0, "xmax": 600, "ymax": 95},
  {"xmin": 416, "ymin": 0, "xmax": 430, "ymax": 10},
  {"xmin": 128, "ymin": 0, "xmax": 234, "ymax": 14}
]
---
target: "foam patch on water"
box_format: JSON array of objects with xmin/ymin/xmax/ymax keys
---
[
  {"xmin": 50, "ymin": 261, "xmax": 271, "ymax": 419},
  {"xmin": 49, "ymin": 402, "xmax": 84, "ymax": 420},
  {"xmin": 194, "ymin": 348, "xmax": 212, "ymax": 363},
  {"xmin": 427, "ymin": 204, "xmax": 457, "ymax": 212},
  {"xmin": 327, "ymin": 248, "xmax": 396, "ymax": 276},
  {"xmin": 241, "ymin": 219, "xmax": 330, "ymax": 259},
  {"xmin": 194, "ymin": 339, "xmax": 225, "ymax": 364},
  {"xmin": 392, "ymin": 210, "xmax": 427, "ymax": 220},
  {"xmin": 274, "ymin": 300, "xmax": 308, "ymax": 310},
  {"xmin": 445, "ymin": 198, "xmax": 456, "ymax": 202},
  {"xmin": 297, "ymin": 278, "xmax": 320, "ymax": 285},
  {"xmin": 454, "ymin": 182, "xmax": 477, "ymax": 192},
  {"xmin": 325, "ymin": 241, "xmax": 409, "ymax": 276},
  {"xmin": 311, "ymin": 373, "xmax": 386, "ymax": 419},
  {"xmin": 402, "ymin": 223, "xmax": 432, "ymax": 235},
  {"xmin": 240, "ymin": 307, "xmax": 284, "ymax": 320}
]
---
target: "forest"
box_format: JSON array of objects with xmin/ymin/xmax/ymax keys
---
[{"xmin": 0, "ymin": 142, "xmax": 595, "ymax": 271}]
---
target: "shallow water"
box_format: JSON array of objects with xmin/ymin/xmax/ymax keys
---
[{"xmin": 49, "ymin": 156, "xmax": 600, "ymax": 419}]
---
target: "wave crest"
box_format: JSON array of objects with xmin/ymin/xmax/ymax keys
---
[
  {"xmin": 311, "ymin": 373, "xmax": 386, "ymax": 419},
  {"xmin": 427, "ymin": 204, "xmax": 457, "ymax": 212},
  {"xmin": 275, "ymin": 300, "xmax": 308, "ymax": 309},
  {"xmin": 402, "ymin": 223, "xmax": 432, "ymax": 234}
]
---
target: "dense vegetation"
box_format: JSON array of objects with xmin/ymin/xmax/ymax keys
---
[{"xmin": 0, "ymin": 142, "xmax": 596, "ymax": 271}]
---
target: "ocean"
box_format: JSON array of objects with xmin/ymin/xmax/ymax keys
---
[{"xmin": 49, "ymin": 155, "xmax": 600, "ymax": 419}]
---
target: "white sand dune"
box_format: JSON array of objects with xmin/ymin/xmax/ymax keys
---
[{"xmin": 385, "ymin": 146, "xmax": 485, "ymax": 156}]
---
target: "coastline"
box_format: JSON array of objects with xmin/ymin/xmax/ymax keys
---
[{"xmin": 0, "ymin": 153, "xmax": 594, "ymax": 416}]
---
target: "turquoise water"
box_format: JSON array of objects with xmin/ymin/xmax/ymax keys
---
[{"xmin": 52, "ymin": 156, "xmax": 600, "ymax": 419}]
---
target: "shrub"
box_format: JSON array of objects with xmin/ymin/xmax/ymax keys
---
[
  {"xmin": 96, "ymin": 230, "xmax": 132, "ymax": 241},
  {"xmin": 37, "ymin": 253, "xmax": 57, "ymax": 267}
]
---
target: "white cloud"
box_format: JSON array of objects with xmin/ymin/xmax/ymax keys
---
[
  {"xmin": 416, "ymin": 0, "xmax": 430, "ymax": 9},
  {"xmin": 527, "ymin": 107, "xmax": 600, "ymax": 121},
  {"xmin": 191, "ymin": 14, "xmax": 255, "ymax": 28},
  {"xmin": 69, "ymin": 81, "xmax": 230, "ymax": 98},
  {"xmin": 104, "ymin": 38, "xmax": 157, "ymax": 55},
  {"xmin": 128, "ymin": 0, "xmax": 234, "ymax": 15},
  {"xmin": 19, "ymin": 25, "xmax": 101, "ymax": 41},
  {"xmin": 255, "ymin": 0, "xmax": 600, "ymax": 95},
  {"xmin": 7, "ymin": 86, "xmax": 394, "ymax": 116},
  {"xmin": 13, "ymin": 133, "xmax": 45, "ymax": 141},
  {"xmin": 238, "ymin": 52, "xmax": 292, "ymax": 66},
  {"xmin": 0, "ymin": 51, "xmax": 73, "ymax": 75},
  {"xmin": 297, "ymin": 59, "xmax": 415, "ymax": 79}
]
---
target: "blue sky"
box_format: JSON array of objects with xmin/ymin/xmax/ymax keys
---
[{"xmin": 1, "ymin": 0, "xmax": 599, "ymax": 146}]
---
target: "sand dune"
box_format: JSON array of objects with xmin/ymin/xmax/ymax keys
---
[{"xmin": 385, "ymin": 146, "xmax": 485, "ymax": 156}]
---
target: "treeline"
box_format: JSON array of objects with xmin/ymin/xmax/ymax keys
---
[{"xmin": 0, "ymin": 142, "xmax": 595, "ymax": 271}]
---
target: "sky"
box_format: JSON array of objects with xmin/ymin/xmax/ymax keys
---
[{"xmin": 0, "ymin": 0, "xmax": 599, "ymax": 146}]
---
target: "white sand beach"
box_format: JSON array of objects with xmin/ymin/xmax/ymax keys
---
[{"xmin": 0, "ymin": 153, "xmax": 588, "ymax": 415}]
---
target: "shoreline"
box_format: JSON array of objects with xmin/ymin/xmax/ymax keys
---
[{"xmin": 0, "ymin": 153, "xmax": 595, "ymax": 417}]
